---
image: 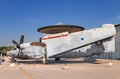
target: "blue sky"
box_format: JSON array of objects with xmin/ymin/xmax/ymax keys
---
[{"xmin": 0, "ymin": 0, "xmax": 120, "ymax": 46}]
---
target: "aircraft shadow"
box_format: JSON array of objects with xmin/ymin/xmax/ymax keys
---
[{"xmin": 16, "ymin": 58, "xmax": 101, "ymax": 65}]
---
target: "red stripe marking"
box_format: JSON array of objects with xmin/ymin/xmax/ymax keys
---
[
  {"xmin": 62, "ymin": 34, "xmax": 68, "ymax": 37},
  {"xmin": 42, "ymin": 34, "xmax": 68, "ymax": 40}
]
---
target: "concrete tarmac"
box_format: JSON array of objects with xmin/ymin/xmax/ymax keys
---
[{"xmin": 0, "ymin": 58, "xmax": 120, "ymax": 79}]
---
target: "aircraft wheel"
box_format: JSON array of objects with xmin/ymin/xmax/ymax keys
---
[
  {"xmin": 42, "ymin": 57, "xmax": 47, "ymax": 64},
  {"xmin": 0, "ymin": 58, "xmax": 2, "ymax": 65},
  {"xmin": 10, "ymin": 55, "xmax": 16, "ymax": 63},
  {"xmin": 55, "ymin": 58, "xmax": 60, "ymax": 61}
]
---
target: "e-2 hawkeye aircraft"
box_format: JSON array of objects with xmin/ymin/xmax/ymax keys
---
[{"xmin": 7, "ymin": 24, "xmax": 116, "ymax": 64}]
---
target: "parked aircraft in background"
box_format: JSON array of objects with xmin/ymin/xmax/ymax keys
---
[{"xmin": 7, "ymin": 24, "xmax": 116, "ymax": 64}]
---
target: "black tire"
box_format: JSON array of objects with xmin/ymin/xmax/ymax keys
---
[{"xmin": 55, "ymin": 58, "xmax": 60, "ymax": 61}]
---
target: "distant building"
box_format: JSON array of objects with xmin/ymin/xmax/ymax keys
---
[{"xmin": 99, "ymin": 24, "xmax": 120, "ymax": 60}]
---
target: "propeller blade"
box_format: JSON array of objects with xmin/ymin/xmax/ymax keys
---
[
  {"xmin": 31, "ymin": 42, "xmax": 46, "ymax": 46},
  {"xmin": 19, "ymin": 34, "xmax": 24, "ymax": 44},
  {"xmin": 12, "ymin": 40, "xmax": 20, "ymax": 49},
  {"xmin": 39, "ymin": 37, "xmax": 42, "ymax": 42}
]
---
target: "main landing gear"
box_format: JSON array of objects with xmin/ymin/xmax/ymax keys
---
[{"xmin": 55, "ymin": 58, "xmax": 60, "ymax": 61}]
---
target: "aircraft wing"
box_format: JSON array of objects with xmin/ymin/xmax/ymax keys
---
[{"xmin": 42, "ymin": 24, "xmax": 116, "ymax": 57}]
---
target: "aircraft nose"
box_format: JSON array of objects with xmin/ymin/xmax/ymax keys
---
[
  {"xmin": 7, "ymin": 51, "xmax": 15, "ymax": 56},
  {"xmin": 6, "ymin": 51, "xmax": 12, "ymax": 56}
]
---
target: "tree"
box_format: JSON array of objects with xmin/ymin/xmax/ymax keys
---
[{"xmin": 0, "ymin": 46, "xmax": 8, "ymax": 51}]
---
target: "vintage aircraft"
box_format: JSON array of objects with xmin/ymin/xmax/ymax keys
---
[{"xmin": 7, "ymin": 24, "xmax": 116, "ymax": 64}]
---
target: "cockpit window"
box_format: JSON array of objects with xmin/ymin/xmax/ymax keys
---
[{"xmin": 13, "ymin": 48, "xmax": 17, "ymax": 50}]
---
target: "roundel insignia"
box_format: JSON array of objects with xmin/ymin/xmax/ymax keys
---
[
  {"xmin": 80, "ymin": 37, "xmax": 85, "ymax": 41},
  {"xmin": 78, "ymin": 50, "xmax": 81, "ymax": 53}
]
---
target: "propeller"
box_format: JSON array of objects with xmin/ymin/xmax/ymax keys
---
[
  {"xmin": 12, "ymin": 34, "xmax": 25, "ymax": 57},
  {"xmin": 12, "ymin": 34, "xmax": 24, "ymax": 49},
  {"xmin": 12, "ymin": 40, "xmax": 20, "ymax": 49}
]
